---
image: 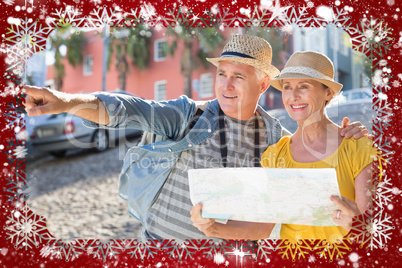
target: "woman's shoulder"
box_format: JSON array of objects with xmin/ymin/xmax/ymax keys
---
[
  {"xmin": 261, "ymin": 136, "xmax": 291, "ymax": 168},
  {"xmin": 262, "ymin": 136, "xmax": 291, "ymax": 157},
  {"xmin": 342, "ymin": 136, "xmax": 374, "ymax": 150},
  {"xmin": 340, "ymin": 136, "xmax": 379, "ymax": 160},
  {"xmin": 268, "ymin": 136, "xmax": 291, "ymax": 151}
]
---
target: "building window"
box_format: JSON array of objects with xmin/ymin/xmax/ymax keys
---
[
  {"xmin": 154, "ymin": 81, "xmax": 167, "ymax": 101},
  {"xmin": 329, "ymin": 27, "xmax": 349, "ymax": 56},
  {"xmin": 199, "ymin": 73, "xmax": 213, "ymax": 98},
  {"xmin": 340, "ymin": 31, "xmax": 349, "ymax": 56},
  {"xmin": 329, "ymin": 26, "xmax": 339, "ymax": 52},
  {"xmin": 83, "ymin": 55, "xmax": 93, "ymax": 76},
  {"xmin": 300, "ymin": 29, "xmax": 306, "ymax": 51},
  {"xmin": 154, "ymin": 39, "xmax": 167, "ymax": 62}
]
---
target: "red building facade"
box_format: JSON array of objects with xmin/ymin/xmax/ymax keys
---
[{"xmin": 47, "ymin": 28, "xmax": 289, "ymax": 108}]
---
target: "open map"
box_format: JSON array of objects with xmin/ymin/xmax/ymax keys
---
[{"xmin": 188, "ymin": 168, "xmax": 341, "ymax": 226}]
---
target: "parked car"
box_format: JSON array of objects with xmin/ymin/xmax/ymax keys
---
[
  {"xmin": 268, "ymin": 88, "xmax": 374, "ymax": 134},
  {"xmin": 16, "ymin": 114, "xmax": 48, "ymax": 158},
  {"xmin": 24, "ymin": 91, "xmax": 143, "ymax": 157}
]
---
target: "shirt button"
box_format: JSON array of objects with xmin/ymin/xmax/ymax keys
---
[
  {"xmin": 152, "ymin": 145, "xmax": 155, "ymax": 149},
  {"xmin": 188, "ymin": 144, "xmax": 192, "ymax": 147},
  {"xmin": 168, "ymin": 148, "xmax": 172, "ymax": 152},
  {"xmin": 208, "ymin": 129, "xmax": 212, "ymax": 133}
]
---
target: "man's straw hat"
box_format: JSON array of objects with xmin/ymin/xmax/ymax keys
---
[
  {"xmin": 269, "ymin": 51, "xmax": 343, "ymax": 94},
  {"xmin": 207, "ymin": 34, "xmax": 280, "ymax": 78}
]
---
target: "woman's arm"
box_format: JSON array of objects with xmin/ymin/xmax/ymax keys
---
[
  {"xmin": 331, "ymin": 163, "xmax": 374, "ymax": 231},
  {"xmin": 190, "ymin": 203, "xmax": 275, "ymax": 240},
  {"xmin": 354, "ymin": 163, "xmax": 374, "ymax": 214}
]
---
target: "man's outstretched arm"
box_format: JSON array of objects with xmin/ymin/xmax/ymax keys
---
[{"xmin": 24, "ymin": 85, "xmax": 110, "ymax": 126}]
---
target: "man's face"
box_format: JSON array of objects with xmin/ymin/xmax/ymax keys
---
[{"xmin": 215, "ymin": 61, "xmax": 268, "ymax": 120}]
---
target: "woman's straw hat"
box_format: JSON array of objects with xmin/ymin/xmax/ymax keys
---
[
  {"xmin": 207, "ymin": 34, "xmax": 280, "ymax": 78},
  {"xmin": 269, "ymin": 51, "xmax": 343, "ymax": 94}
]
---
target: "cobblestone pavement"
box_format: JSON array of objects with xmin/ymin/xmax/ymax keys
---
[{"xmin": 25, "ymin": 138, "xmax": 142, "ymax": 242}]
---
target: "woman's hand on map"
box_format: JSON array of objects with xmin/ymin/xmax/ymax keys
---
[
  {"xmin": 190, "ymin": 203, "xmax": 216, "ymax": 236},
  {"xmin": 331, "ymin": 195, "xmax": 361, "ymax": 231}
]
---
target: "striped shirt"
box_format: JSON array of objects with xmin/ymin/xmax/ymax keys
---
[{"xmin": 143, "ymin": 115, "xmax": 268, "ymax": 242}]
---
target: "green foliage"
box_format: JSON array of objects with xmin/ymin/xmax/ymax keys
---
[
  {"xmin": 66, "ymin": 32, "xmax": 87, "ymax": 67},
  {"xmin": 108, "ymin": 25, "xmax": 152, "ymax": 71},
  {"xmin": 127, "ymin": 33, "xmax": 151, "ymax": 70},
  {"xmin": 244, "ymin": 27, "xmax": 284, "ymax": 67},
  {"xmin": 48, "ymin": 19, "xmax": 87, "ymax": 91},
  {"xmin": 107, "ymin": 25, "xmax": 152, "ymax": 90},
  {"xmin": 164, "ymin": 9, "xmax": 225, "ymax": 97}
]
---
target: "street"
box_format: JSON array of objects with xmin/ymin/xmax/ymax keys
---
[{"xmin": 25, "ymin": 137, "xmax": 143, "ymax": 242}]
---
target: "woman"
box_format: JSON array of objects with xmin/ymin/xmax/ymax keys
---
[{"xmin": 190, "ymin": 51, "xmax": 378, "ymax": 242}]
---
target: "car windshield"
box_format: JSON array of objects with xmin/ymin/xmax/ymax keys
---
[{"xmin": 351, "ymin": 91, "xmax": 371, "ymax": 100}]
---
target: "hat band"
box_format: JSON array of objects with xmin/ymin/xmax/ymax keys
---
[
  {"xmin": 281, "ymin": 66, "xmax": 334, "ymax": 81},
  {"xmin": 221, "ymin": 51, "xmax": 256, "ymax": 59}
]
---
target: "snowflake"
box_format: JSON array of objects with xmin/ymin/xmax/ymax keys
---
[
  {"xmin": 307, "ymin": 2, "xmax": 314, "ymax": 8},
  {"xmin": 21, "ymin": 171, "xmax": 42, "ymax": 200},
  {"xmin": 256, "ymin": 239, "xmax": 278, "ymax": 260},
  {"xmin": 277, "ymin": 239, "xmax": 314, "ymax": 261},
  {"xmin": 214, "ymin": 252, "xmax": 226, "ymax": 264},
  {"xmin": 4, "ymin": 135, "xmax": 26, "ymax": 169},
  {"xmin": 125, "ymin": 239, "xmax": 162, "ymax": 260},
  {"xmin": 224, "ymin": 240, "xmax": 257, "ymax": 266},
  {"xmin": 4, "ymin": 205, "xmax": 52, "ymax": 250},
  {"xmin": 86, "ymin": 7, "xmax": 124, "ymax": 28},
  {"xmin": 392, "ymin": 80, "xmax": 400, "ymax": 87},
  {"xmin": 375, "ymin": 175, "xmax": 394, "ymax": 207},
  {"xmin": 164, "ymin": 240, "xmax": 199, "ymax": 260},
  {"xmin": 3, "ymin": 0, "xmax": 14, "ymax": 6},
  {"xmin": 350, "ymin": 18, "xmax": 393, "ymax": 61},
  {"xmin": 5, "ymin": 176, "xmax": 26, "ymax": 207},
  {"xmin": 348, "ymin": 210, "xmax": 394, "ymax": 250},
  {"xmin": 140, "ymin": 2, "xmax": 157, "ymax": 21},
  {"xmin": 387, "ymin": 0, "xmax": 395, "ymax": 5},
  {"xmin": 13, "ymin": 145, "xmax": 28, "ymax": 159},
  {"xmin": 1, "ymin": 83, "xmax": 22, "ymax": 98},
  {"xmin": 265, "ymin": 0, "xmax": 292, "ymax": 24},
  {"xmin": 5, "ymin": 17, "xmax": 50, "ymax": 70},
  {"xmin": 40, "ymin": 245, "xmax": 54, "ymax": 258},
  {"xmin": 46, "ymin": 239, "xmax": 87, "ymax": 261},
  {"xmin": 5, "ymin": 98, "xmax": 25, "ymax": 130},
  {"xmin": 314, "ymin": 239, "xmax": 352, "ymax": 261},
  {"xmin": 86, "ymin": 239, "xmax": 125, "ymax": 262},
  {"xmin": 40, "ymin": 7, "xmax": 47, "ymax": 16}
]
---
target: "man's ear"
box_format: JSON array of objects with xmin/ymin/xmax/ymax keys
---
[
  {"xmin": 325, "ymin": 88, "xmax": 335, "ymax": 101},
  {"xmin": 260, "ymin": 76, "xmax": 270, "ymax": 94}
]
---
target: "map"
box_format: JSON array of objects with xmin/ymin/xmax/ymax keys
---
[{"xmin": 188, "ymin": 168, "xmax": 341, "ymax": 226}]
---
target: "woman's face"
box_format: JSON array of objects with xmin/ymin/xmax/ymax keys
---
[{"xmin": 281, "ymin": 79, "xmax": 333, "ymax": 123}]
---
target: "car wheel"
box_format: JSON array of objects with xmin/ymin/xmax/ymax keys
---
[
  {"xmin": 50, "ymin": 151, "xmax": 67, "ymax": 158},
  {"xmin": 92, "ymin": 129, "xmax": 109, "ymax": 152}
]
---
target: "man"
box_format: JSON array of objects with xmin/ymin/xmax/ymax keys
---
[{"xmin": 24, "ymin": 34, "xmax": 367, "ymax": 242}]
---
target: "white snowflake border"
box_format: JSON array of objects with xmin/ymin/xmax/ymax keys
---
[{"xmin": 2, "ymin": 3, "xmax": 397, "ymax": 262}]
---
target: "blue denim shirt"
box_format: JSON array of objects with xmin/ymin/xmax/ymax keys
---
[{"xmin": 84, "ymin": 92, "xmax": 287, "ymax": 237}]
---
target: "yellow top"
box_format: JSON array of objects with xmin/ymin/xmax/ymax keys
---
[{"xmin": 260, "ymin": 136, "xmax": 378, "ymax": 243}]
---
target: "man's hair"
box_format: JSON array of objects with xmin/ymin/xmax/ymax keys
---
[
  {"xmin": 254, "ymin": 67, "xmax": 268, "ymax": 81},
  {"xmin": 226, "ymin": 61, "xmax": 268, "ymax": 81}
]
